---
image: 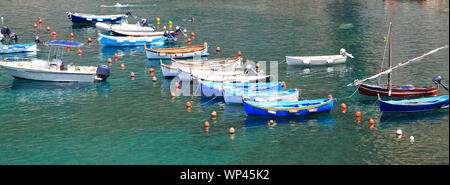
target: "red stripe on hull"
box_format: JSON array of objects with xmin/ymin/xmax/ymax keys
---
[{"xmin": 358, "ymin": 84, "xmax": 437, "ymax": 97}]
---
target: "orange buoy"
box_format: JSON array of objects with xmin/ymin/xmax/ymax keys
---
[
  {"xmin": 229, "ymin": 127, "xmax": 235, "ymax": 134},
  {"xmin": 237, "ymin": 51, "xmax": 242, "ymax": 57},
  {"xmin": 204, "ymin": 121, "xmax": 210, "ymax": 127},
  {"xmin": 269, "ymin": 120, "xmax": 275, "ymax": 127},
  {"xmin": 78, "ymin": 49, "xmax": 82, "ymax": 55},
  {"xmin": 120, "ymin": 63, "xmax": 125, "ymax": 69},
  {"xmin": 355, "ymin": 111, "xmax": 361, "ymax": 117},
  {"xmin": 328, "ymin": 94, "xmax": 333, "ymax": 99},
  {"xmin": 191, "ymin": 32, "xmax": 195, "ymax": 37},
  {"xmin": 170, "ymin": 92, "xmax": 176, "ymax": 98},
  {"xmin": 216, "ymin": 47, "xmax": 221, "ymax": 52},
  {"xmin": 175, "ymin": 82, "xmax": 180, "ymax": 89},
  {"xmin": 149, "ymin": 68, "xmax": 155, "ymax": 73},
  {"xmin": 70, "ymin": 32, "xmax": 74, "ymax": 38},
  {"xmin": 39, "ymin": 18, "xmax": 42, "ymax": 23},
  {"xmin": 52, "ymin": 32, "xmax": 57, "ymax": 37},
  {"xmin": 107, "ymin": 58, "xmax": 112, "ymax": 63},
  {"xmin": 66, "ymin": 46, "xmax": 71, "ymax": 51},
  {"xmin": 114, "ymin": 53, "xmax": 119, "ymax": 60},
  {"xmin": 152, "ymin": 76, "xmax": 157, "ymax": 82},
  {"xmin": 187, "ymin": 38, "xmax": 191, "ymax": 42},
  {"xmin": 46, "ymin": 26, "xmax": 51, "ymax": 31},
  {"xmin": 211, "ymin": 111, "xmax": 217, "ymax": 117},
  {"xmin": 186, "ymin": 101, "xmax": 192, "ymax": 107},
  {"xmin": 87, "ymin": 37, "xmax": 92, "ymax": 42},
  {"xmin": 33, "ymin": 23, "xmax": 37, "ymax": 29},
  {"xmin": 255, "ymin": 62, "xmax": 260, "ymax": 68},
  {"xmin": 130, "ymin": 72, "xmax": 135, "ymax": 77},
  {"xmin": 341, "ymin": 103, "xmax": 347, "ymax": 109},
  {"xmin": 281, "ymin": 81, "xmax": 286, "ymax": 90},
  {"xmin": 342, "ymin": 109, "xmax": 347, "ymax": 113},
  {"xmin": 245, "ymin": 59, "xmax": 249, "ymax": 64},
  {"xmin": 369, "ymin": 118, "xmax": 375, "ymax": 125}
]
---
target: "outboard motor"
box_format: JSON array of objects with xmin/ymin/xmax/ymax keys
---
[
  {"xmin": 340, "ymin": 48, "xmax": 354, "ymax": 58},
  {"xmin": 34, "ymin": 36, "xmax": 41, "ymax": 44},
  {"xmin": 164, "ymin": 30, "xmax": 177, "ymax": 42},
  {"xmin": 96, "ymin": 64, "xmax": 110, "ymax": 81},
  {"xmin": 244, "ymin": 64, "xmax": 258, "ymax": 76},
  {"xmin": 139, "ymin": 18, "xmax": 148, "ymax": 27},
  {"xmin": 1, "ymin": 26, "xmax": 11, "ymax": 37},
  {"xmin": 433, "ymin": 75, "xmax": 449, "ymax": 92},
  {"xmin": 9, "ymin": 32, "xmax": 17, "ymax": 40},
  {"xmin": 125, "ymin": 9, "xmax": 137, "ymax": 19},
  {"xmin": 175, "ymin": 26, "xmax": 187, "ymax": 37}
]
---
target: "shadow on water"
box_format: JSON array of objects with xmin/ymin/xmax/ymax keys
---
[
  {"xmin": 9, "ymin": 78, "xmax": 110, "ymax": 91},
  {"xmin": 244, "ymin": 112, "xmax": 335, "ymax": 132},
  {"xmin": 286, "ymin": 64, "xmax": 349, "ymax": 76}
]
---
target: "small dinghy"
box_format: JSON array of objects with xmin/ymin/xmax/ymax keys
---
[
  {"xmin": 66, "ymin": 10, "xmax": 124, "ymax": 24},
  {"xmin": 200, "ymin": 81, "xmax": 281, "ymax": 96},
  {"xmin": 223, "ymin": 89, "xmax": 300, "ymax": 104},
  {"xmin": 379, "ymin": 75, "xmax": 449, "ymax": 112},
  {"xmin": 0, "ymin": 41, "xmax": 110, "ymax": 82},
  {"xmin": 97, "ymin": 32, "xmax": 166, "ymax": 46},
  {"xmin": 286, "ymin": 48, "xmax": 353, "ymax": 65},
  {"xmin": 196, "ymin": 74, "xmax": 273, "ymax": 83},
  {"xmin": 0, "ymin": 43, "xmax": 37, "ymax": 54},
  {"xmin": 379, "ymin": 96, "xmax": 449, "ymax": 112},
  {"xmin": 160, "ymin": 59, "xmax": 238, "ymax": 77},
  {"xmin": 145, "ymin": 43, "xmax": 208, "ymax": 59},
  {"xmin": 243, "ymin": 97, "xmax": 334, "ymax": 116}
]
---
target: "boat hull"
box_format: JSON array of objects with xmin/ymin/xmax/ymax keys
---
[
  {"xmin": 379, "ymin": 96, "xmax": 449, "ymax": 112},
  {"xmin": 0, "ymin": 43, "xmax": 37, "ymax": 54},
  {"xmin": 200, "ymin": 82, "xmax": 281, "ymax": 96},
  {"xmin": 0, "ymin": 62, "xmax": 97, "ymax": 82},
  {"xmin": 286, "ymin": 55, "xmax": 347, "ymax": 65},
  {"xmin": 243, "ymin": 98, "xmax": 334, "ymax": 116},
  {"xmin": 98, "ymin": 33, "xmax": 166, "ymax": 46},
  {"xmin": 224, "ymin": 89, "xmax": 299, "ymax": 104},
  {"xmin": 358, "ymin": 83, "xmax": 437, "ymax": 97},
  {"xmin": 67, "ymin": 12, "xmax": 123, "ymax": 24},
  {"xmin": 95, "ymin": 22, "xmax": 155, "ymax": 32},
  {"xmin": 146, "ymin": 47, "xmax": 208, "ymax": 59}
]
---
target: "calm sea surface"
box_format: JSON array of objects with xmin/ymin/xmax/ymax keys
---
[{"xmin": 0, "ymin": 0, "xmax": 448, "ymax": 164}]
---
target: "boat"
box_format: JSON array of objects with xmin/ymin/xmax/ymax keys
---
[
  {"xmin": 200, "ymin": 81, "xmax": 281, "ymax": 96},
  {"xmin": 160, "ymin": 59, "xmax": 238, "ymax": 77},
  {"xmin": 177, "ymin": 67, "xmax": 243, "ymax": 81},
  {"xmin": 145, "ymin": 44, "xmax": 208, "ymax": 59},
  {"xmin": 97, "ymin": 32, "xmax": 166, "ymax": 46},
  {"xmin": 0, "ymin": 41, "xmax": 110, "ymax": 82},
  {"xmin": 0, "ymin": 43, "xmax": 37, "ymax": 54},
  {"xmin": 196, "ymin": 74, "xmax": 273, "ymax": 83},
  {"xmin": 243, "ymin": 97, "xmax": 334, "ymax": 116},
  {"xmin": 347, "ymin": 22, "xmax": 448, "ymax": 97},
  {"xmin": 172, "ymin": 57, "xmax": 240, "ymax": 65},
  {"xmin": 379, "ymin": 96, "xmax": 449, "ymax": 112},
  {"xmin": 96, "ymin": 21, "xmax": 155, "ymax": 32},
  {"xmin": 1, "ymin": 26, "xmax": 18, "ymax": 41},
  {"xmin": 379, "ymin": 75, "xmax": 449, "ymax": 112},
  {"xmin": 66, "ymin": 10, "xmax": 124, "ymax": 24},
  {"xmin": 285, "ymin": 48, "xmax": 354, "ymax": 65},
  {"xmin": 223, "ymin": 89, "xmax": 300, "ymax": 104}
]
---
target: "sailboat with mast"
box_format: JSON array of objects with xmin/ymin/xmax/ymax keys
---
[{"xmin": 347, "ymin": 22, "xmax": 448, "ymax": 97}]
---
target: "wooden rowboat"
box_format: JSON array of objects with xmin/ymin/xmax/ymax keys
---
[
  {"xmin": 243, "ymin": 97, "xmax": 334, "ymax": 116},
  {"xmin": 145, "ymin": 44, "xmax": 208, "ymax": 59}
]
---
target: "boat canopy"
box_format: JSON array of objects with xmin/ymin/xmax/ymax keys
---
[{"xmin": 45, "ymin": 41, "xmax": 83, "ymax": 47}]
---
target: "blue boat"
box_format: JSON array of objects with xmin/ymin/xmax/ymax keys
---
[
  {"xmin": 379, "ymin": 96, "xmax": 449, "ymax": 112},
  {"xmin": 97, "ymin": 32, "xmax": 167, "ymax": 46},
  {"xmin": 243, "ymin": 98, "xmax": 334, "ymax": 116},
  {"xmin": 200, "ymin": 81, "xmax": 281, "ymax": 96},
  {"xmin": 66, "ymin": 11, "xmax": 124, "ymax": 24},
  {"xmin": 0, "ymin": 43, "xmax": 37, "ymax": 54}
]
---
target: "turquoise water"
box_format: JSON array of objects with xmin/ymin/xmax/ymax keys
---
[{"xmin": 0, "ymin": 0, "xmax": 448, "ymax": 164}]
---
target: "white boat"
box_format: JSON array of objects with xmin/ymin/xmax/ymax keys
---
[
  {"xmin": 223, "ymin": 89, "xmax": 300, "ymax": 104},
  {"xmin": 286, "ymin": 48, "xmax": 354, "ymax": 65},
  {"xmin": 96, "ymin": 21, "xmax": 155, "ymax": 32},
  {"xmin": 160, "ymin": 59, "xmax": 239, "ymax": 77},
  {"xmin": 0, "ymin": 41, "xmax": 110, "ymax": 82},
  {"xmin": 196, "ymin": 74, "xmax": 273, "ymax": 83}
]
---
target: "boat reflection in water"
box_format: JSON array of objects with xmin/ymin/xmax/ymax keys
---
[
  {"xmin": 0, "ymin": 51, "xmax": 37, "ymax": 61},
  {"xmin": 379, "ymin": 108, "xmax": 448, "ymax": 128},
  {"xmin": 286, "ymin": 64, "xmax": 348, "ymax": 77},
  {"xmin": 244, "ymin": 112, "xmax": 335, "ymax": 132}
]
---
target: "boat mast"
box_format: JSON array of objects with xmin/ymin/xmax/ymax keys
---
[{"xmin": 387, "ymin": 22, "xmax": 392, "ymax": 96}]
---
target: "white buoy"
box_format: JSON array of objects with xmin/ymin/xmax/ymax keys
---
[
  {"xmin": 1, "ymin": 17, "xmax": 3, "ymax": 24},
  {"xmin": 410, "ymin": 136, "xmax": 414, "ymax": 144},
  {"xmin": 396, "ymin": 129, "xmax": 403, "ymax": 139}
]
